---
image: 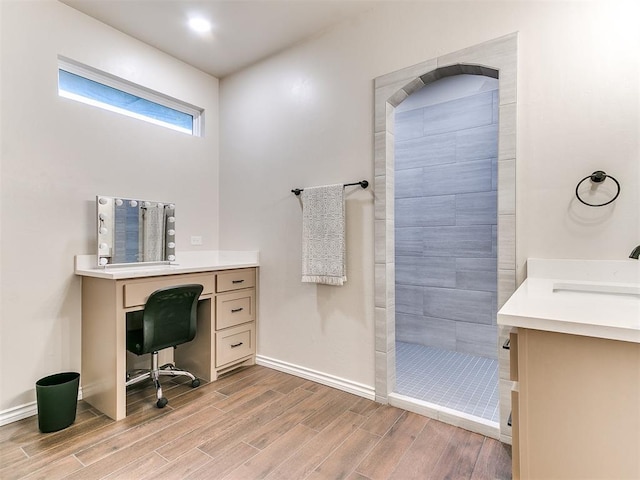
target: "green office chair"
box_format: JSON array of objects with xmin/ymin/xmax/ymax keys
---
[{"xmin": 125, "ymin": 284, "xmax": 203, "ymax": 408}]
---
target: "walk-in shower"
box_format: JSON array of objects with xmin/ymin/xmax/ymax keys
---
[
  {"xmin": 373, "ymin": 33, "xmax": 518, "ymax": 441},
  {"xmin": 394, "ymin": 74, "xmax": 499, "ymax": 423}
]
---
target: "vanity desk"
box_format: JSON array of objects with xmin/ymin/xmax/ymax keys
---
[
  {"xmin": 498, "ymin": 259, "xmax": 640, "ymax": 479},
  {"xmin": 75, "ymin": 251, "xmax": 259, "ymax": 421}
]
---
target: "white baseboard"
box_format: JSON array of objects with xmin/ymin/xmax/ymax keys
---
[
  {"xmin": 0, "ymin": 401, "xmax": 37, "ymax": 427},
  {"xmin": 256, "ymin": 355, "xmax": 375, "ymax": 401},
  {"xmin": 0, "ymin": 388, "xmax": 84, "ymax": 427}
]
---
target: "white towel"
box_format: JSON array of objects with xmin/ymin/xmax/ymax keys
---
[{"xmin": 301, "ymin": 184, "xmax": 347, "ymax": 286}]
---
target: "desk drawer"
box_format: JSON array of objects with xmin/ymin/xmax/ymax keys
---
[
  {"xmin": 216, "ymin": 323, "xmax": 255, "ymax": 367},
  {"xmin": 217, "ymin": 268, "xmax": 255, "ymax": 293},
  {"xmin": 216, "ymin": 289, "xmax": 256, "ymax": 329},
  {"xmin": 123, "ymin": 273, "xmax": 214, "ymax": 308}
]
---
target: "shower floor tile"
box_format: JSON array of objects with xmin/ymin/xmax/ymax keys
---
[{"xmin": 395, "ymin": 341, "xmax": 499, "ymax": 423}]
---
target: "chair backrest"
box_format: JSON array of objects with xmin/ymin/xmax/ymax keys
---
[{"xmin": 141, "ymin": 284, "xmax": 204, "ymax": 353}]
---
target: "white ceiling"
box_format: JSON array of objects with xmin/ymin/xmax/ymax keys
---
[{"xmin": 60, "ymin": 0, "xmax": 381, "ymax": 78}]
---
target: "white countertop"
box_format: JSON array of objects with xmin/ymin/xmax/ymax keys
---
[
  {"xmin": 75, "ymin": 250, "xmax": 259, "ymax": 280},
  {"xmin": 498, "ymin": 258, "xmax": 640, "ymax": 343}
]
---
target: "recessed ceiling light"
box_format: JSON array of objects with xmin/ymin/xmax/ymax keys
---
[{"xmin": 188, "ymin": 17, "xmax": 212, "ymax": 33}]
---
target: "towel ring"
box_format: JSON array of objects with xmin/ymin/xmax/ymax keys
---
[{"xmin": 575, "ymin": 171, "xmax": 620, "ymax": 207}]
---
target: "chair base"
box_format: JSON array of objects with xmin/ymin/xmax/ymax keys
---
[{"xmin": 125, "ymin": 351, "xmax": 199, "ymax": 408}]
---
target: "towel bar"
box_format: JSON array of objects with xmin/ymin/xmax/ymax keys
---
[{"xmin": 291, "ymin": 180, "xmax": 368, "ymax": 196}]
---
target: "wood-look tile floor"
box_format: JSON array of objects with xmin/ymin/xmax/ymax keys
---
[{"xmin": 0, "ymin": 365, "xmax": 511, "ymax": 480}]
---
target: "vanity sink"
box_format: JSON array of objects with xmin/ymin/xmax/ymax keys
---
[
  {"xmin": 553, "ymin": 281, "xmax": 640, "ymax": 298},
  {"xmin": 498, "ymin": 258, "xmax": 640, "ymax": 344}
]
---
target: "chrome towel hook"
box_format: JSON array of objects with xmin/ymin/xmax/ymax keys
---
[{"xmin": 575, "ymin": 170, "xmax": 620, "ymax": 207}]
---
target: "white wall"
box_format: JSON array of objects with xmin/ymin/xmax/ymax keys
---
[
  {"xmin": 0, "ymin": 0, "xmax": 219, "ymax": 413},
  {"xmin": 219, "ymin": 1, "xmax": 639, "ymax": 390}
]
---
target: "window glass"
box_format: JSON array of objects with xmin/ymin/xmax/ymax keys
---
[{"xmin": 57, "ymin": 59, "xmax": 202, "ymax": 136}]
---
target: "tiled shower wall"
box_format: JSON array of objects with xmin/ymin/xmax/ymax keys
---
[{"xmin": 394, "ymin": 87, "xmax": 498, "ymax": 359}]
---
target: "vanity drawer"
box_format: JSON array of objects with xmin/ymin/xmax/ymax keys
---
[
  {"xmin": 216, "ymin": 268, "xmax": 255, "ymax": 293},
  {"xmin": 216, "ymin": 322, "xmax": 255, "ymax": 367},
  {"xmin": 216, "ymin": 289, "xmax": 256, "ymax": 329},
  {"xmin": 123, "ymin": 273, "xmax": 214, "ymax": 308}
]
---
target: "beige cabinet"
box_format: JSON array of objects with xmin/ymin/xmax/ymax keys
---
[
  {"xmin": 510, "ymin": 328, "xmax": 640, "ymax": 479},
  {"xmin": 81, "ymin": 267, "xmax": 258, "ymax": 421}
]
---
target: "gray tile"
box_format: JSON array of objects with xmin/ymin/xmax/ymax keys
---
[
  {"xmin": 396, "ymin": 314, "xmax": 456, "ymax": 350},
  {"xmin": 456, "ymin": 258, "xmax": 497, "ymax": 272},
  {"xmin": 394, "ymin": 167, "xmax": 424, "ymax": 198},
  {"xmin": 456, "ymin": 123, "xmax": 498, "ymax": 162},
  {"xmin": 497, "ymin": 268, "xmax": 516, "ymax": 308},
  {"xmin": 423, "ymin": 91, "xmax": 494, "ymax": 136},
  {"xmin": 396, "ymin": 256, "xmax": 456, "ymax": 288},
  {"xmin": 498, "ymin": 214, "xmax": 515, "ymax": 270},
  {"xmin": 455, "ymin": 191, "xmax": 497, "ymax": 226},
  {"xmin": 423, "ymin": 287, "xmax": 494, "ymax": 324},
  {"xmin": 395, "ymin": 342, "xmax": 500, "ymax": 422},
  {"xmin": 374, "ymin": 58, "xmax": 438, "ymax": 89},
  {"xmin": 498, "ymin": 103, "xmax": 516, "ymax": 160},
  {"xmin": 374, "ymin": 174, "xmax": 387, "ymax": 221},
  {"xmin": 422, "ymin": 225, "xmax": 494, "ymax": 257},
  {"xmin": 498, "ymin": 159, "xmax": 515, "ymax": 215},
  {"xmin": 436, "ymin": 33, "xmax": 517, "ymax": 105},
  {"xmin": 423, "ymin": 159, "xmax": 493, "ymax": 196},
  {"xmin": 492, "ymin": 224, "xmax": 498, "ymax": 258},
  {"xmin": 395, "ymin": 108, "xmax": 424, "ymax": 141},
  {"xmin": 396, "ymin": 284, "xmax": 424, "ymax": 315},
  {"xmin": 491, "ymin": 157, "xmax": 498, "ymax": 191},
  {"xmin": 395, "ymin": 227, "xmax": 424, "ymax": 256},
  {"xmin": 395, "ymin": 195, "xmax": 456, "ymax": 227},
  {"xmin": 456, "ymin": 323, "xmax": 498, "ymax": 359},
  {"xmin": 456, "ymin": 268, "xmax": 497, "ymax": 293},
  {"xmin": 395, "ymin": 132, "xmax": 456, "ymax": 170}
]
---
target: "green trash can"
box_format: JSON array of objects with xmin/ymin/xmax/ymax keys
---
[{"xmin": 35, "ymin": 372, "xmax": 80, "ymax": 433}]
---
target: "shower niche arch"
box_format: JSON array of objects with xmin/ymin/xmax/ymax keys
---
[{"xmin": 373, "ymin": 33, "xmax": 517, "ymax": 442}]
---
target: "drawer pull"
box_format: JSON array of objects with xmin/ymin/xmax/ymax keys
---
[
  {"xmin": 230, "ymin": 342, "xmax": 244, "ymax": 348},
  {"xmin": 232, "ymin": 279, "xmax": 245, "ymax": 284},
  {"xmin": 231, "ymin": 307, "xmax": 244, "ymax": 313},
  {"xmin": 502, "ymin": 339, "xmax": 511, "ymax": 350}
]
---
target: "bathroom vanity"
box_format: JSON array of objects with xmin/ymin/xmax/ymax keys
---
[
  {"xmin": 498, "ymin": 259, "xmax": 640, "ymax": 479},
  {"xmin": 75, "ymin": 250, "xmax": 259, "ymax": 421}
]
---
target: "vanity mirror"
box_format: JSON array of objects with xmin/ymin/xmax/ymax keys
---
[{"xmin": 96, "ymin": 196, "xmax": 176, "ymax": 267}]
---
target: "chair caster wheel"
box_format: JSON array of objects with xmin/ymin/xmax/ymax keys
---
[
  {"xmin": 157, "ymin": 397, "xmax": 168, "ymax": 408},
  {"xmin": 191, "ymin": 379, "xmax": 200, "ymax": 388}
]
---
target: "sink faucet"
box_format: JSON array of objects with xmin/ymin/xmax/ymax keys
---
[{"xmin": 630, "ymin": 245, "xmax": 640, "ymax": 259}]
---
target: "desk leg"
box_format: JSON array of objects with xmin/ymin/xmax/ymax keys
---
[
  {"xmin": 175, "ymin": 297, "xmax": 214, "ymax": 382},
  {"xmin": 82, "ymin": 278, "xmax": 126, "ymax": 421}
]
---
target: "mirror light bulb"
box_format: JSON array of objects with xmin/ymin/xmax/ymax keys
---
[
  {"xmin": 168, "ymin": 229, "xmax": 175, "ymax": 236},
  {"xmin": 99, "ymin": 227, "xmax": 108, "ymax": 235},
  {"xmin": 168, "ymin": 216, "xmax": 175, "ymax": 223},
  {"xmin": 99, "ymin": 257, "xmax": 108, "ymax": 266},
  {"xmin": 98, "ymin": 197, "xmax": 108, "ymax": 205},
  {"xmin": 168, "ymin": 242, "xmax": 175, "ymax": 249},
  {"xmin": 115, "ymin": 198, "xmax": 123, "ymax": 206},
  {"xmin": 168, "ymin": 254, "xmax": 176, "ymax": 261},
  {"xmin": 99, "ymin": 243, "xmax": 108, "ymax": 250},
  {"xmin": 130, "ymin": 200, "xmax": 138, "ymax": 207}
]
